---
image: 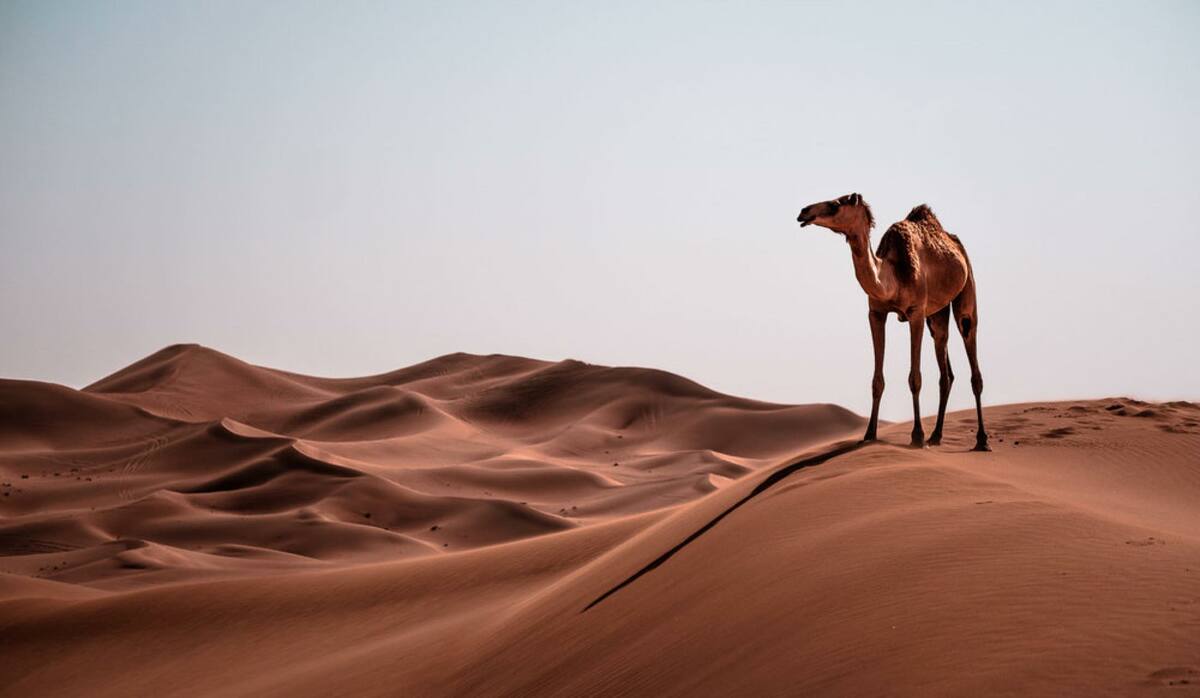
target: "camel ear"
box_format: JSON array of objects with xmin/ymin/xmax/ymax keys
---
[{"xmin": 849, "ymin": 193, "xmax": 861, "ymax": 205}]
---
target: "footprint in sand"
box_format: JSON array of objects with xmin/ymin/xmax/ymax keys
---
[
  {"xmin": 117, "ymin": 434, "xmax": 169, "ymax": 500},
  {"xmin": 1040, "ymin": 427, "xmax": 1076, "ymax": 439},
  {"xmin": 0, "ymin": 537, "xmax": 80, "ymax": 555},
  {"xmin": 1146, "ymin": 666, "xmax": 1199, "ymax": 687},
  {"xmin": 122, "ymin": 434, "xmax": 168, "ymax": 475}
]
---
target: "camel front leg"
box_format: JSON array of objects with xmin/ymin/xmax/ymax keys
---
[
  {"xmin": 908, "ymin": 312, "xmax": 926, "ymax": 448},
  {"xmin": 863, "ymin": 310, "xmax": 886, "ymax": 442}
]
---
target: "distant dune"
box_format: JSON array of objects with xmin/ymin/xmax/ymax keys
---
[{"xmin": 1, "ymin": 346, "xmax": 1197, "ymax": 695}]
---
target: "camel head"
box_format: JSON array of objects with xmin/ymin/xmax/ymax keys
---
[{"xmin": 796, "ymin": 193, "xmax": 874, "ymax": 235}]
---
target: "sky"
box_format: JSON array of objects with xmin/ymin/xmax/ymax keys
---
[{"xmin": 2, "ymin": 0, "xmax": 1198, "ymax": 420}]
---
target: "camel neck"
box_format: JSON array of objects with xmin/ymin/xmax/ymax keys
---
[
  {"xmin": 845, "ymin": 229, "xmax": 872, "ymax": 256},
  {"xmin": 844, "ymin": 229, "xmax": 890, "ymax": 301}
]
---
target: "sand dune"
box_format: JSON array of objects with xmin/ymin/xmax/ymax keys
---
[
  {"xmin": 1, "ymin": 347, "xmax": 1197, "ymax": 695},
  {"xmin": 1, "ymin": 345, "xmax": 864, "ymax": 586}
]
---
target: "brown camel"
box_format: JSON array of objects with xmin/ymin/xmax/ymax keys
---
[{"xmin": 796, "ymin": 193, "xmax": 989, "ymax": 451}]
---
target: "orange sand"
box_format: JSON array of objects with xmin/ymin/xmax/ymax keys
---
[{"xmin": 1, "ymin": 345, "xmax": 1197, "ymax": 695}]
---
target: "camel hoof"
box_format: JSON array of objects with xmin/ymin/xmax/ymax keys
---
[
  {"xmin": 972, "ymin": 442, "xmax": 992, "ymax": 452},
  {"xmin": 909, "ymin": 439, "xmax": 926, "ymax": 449},
  {"xmin": 928, "ymin": 435, "xmax": 943, "ymax": 446}
]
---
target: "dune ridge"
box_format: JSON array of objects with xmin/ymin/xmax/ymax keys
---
[
  {"xmin": 2, "ymin": 347, "xmax": 1198, "ymax": 696},
  {"xmin": 1, "ymin": 345, "xmax": 864, "ymax": 590}
]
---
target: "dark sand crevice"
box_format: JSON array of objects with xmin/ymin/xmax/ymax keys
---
[{"xmin": 583, "ymin": 440, "xmax": 866, "ymax": 611}]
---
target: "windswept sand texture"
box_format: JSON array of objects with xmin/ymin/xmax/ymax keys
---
[{"xmin": 1, "ymin": 346, "xmax": 1198, "ymax": 696}]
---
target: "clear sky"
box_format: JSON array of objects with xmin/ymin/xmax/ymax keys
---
[{"xmin": 2, "ymin": 1, "xmax": 1198, "ymax": 420}]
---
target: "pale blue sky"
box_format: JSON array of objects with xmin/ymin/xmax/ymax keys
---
[{"xmin": 2, "ymin": 1, "xmax": 1198, "ymax": 419}]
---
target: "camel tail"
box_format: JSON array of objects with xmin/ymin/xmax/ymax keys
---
[{"xmin": 951, "ymin": 265, "xmax": 978, "ymax": 336}]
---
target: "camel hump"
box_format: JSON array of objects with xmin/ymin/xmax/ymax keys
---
[{"xmin": 905, "ymin": 204, "xmax": 940, "ymax": 227}]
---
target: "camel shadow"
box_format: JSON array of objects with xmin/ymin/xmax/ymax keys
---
[{"xmin": 863, "ymin": 437, "xmax": 989, "ymax": 454}]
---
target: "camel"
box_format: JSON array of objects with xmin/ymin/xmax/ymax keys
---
[{"xmin": 796, "ymin": 193, "xmax": 989, "ymax": 451}]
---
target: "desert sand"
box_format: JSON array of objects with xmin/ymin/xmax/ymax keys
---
[{"xmin": 1, "ymin": 344, "xmax": 1197, "ymax": 696}]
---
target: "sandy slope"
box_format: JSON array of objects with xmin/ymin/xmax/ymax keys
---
[{"xmin": 1, "ymin": 347, "xmax": 1197, "ymax": 696}]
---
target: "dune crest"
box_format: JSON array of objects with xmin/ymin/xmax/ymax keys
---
[{"xmin": 2, "ymin": 346, "xmax": 864, "ymax": 588}]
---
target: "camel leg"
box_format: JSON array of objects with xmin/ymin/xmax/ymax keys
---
[
  {"xmin": 908, "ymin": 312, "xmax": 926, "ymax": 448},
  {"xmin": 952, "ymin": 279, "xmax": 990, "ymax": 452},
  {"xmin": 960, "ymin": 318, "xmax": 990, "ymax": 451},
  {"xmin": 863, "ymin": 309, "xmax": 886, "ymax": 442},
  {"xmin": 927, "ymin": 307, "xmax": 953, "ymax": 446}
]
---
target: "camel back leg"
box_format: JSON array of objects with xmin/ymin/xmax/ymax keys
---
[
  {"xmin": 951, "ymin": 278, "xmax": 990, "ymax": 451},
  {"xmin": 926, "ymin": 306, "xmax": 953, "ymax": 445}
]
